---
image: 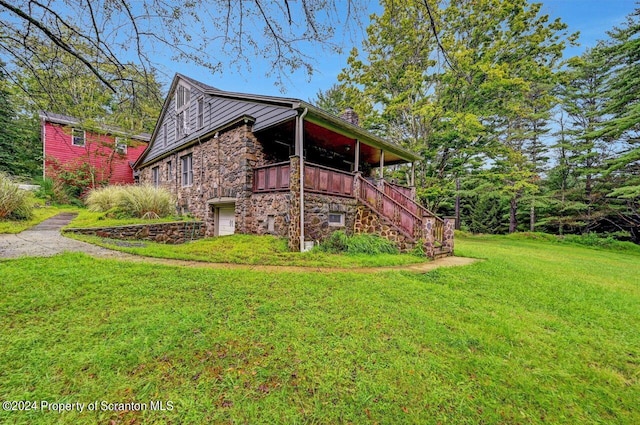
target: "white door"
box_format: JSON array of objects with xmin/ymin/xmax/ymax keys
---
[{"xmin": 218, "ymin": 206, "xmax": 235, "ymax": 236}]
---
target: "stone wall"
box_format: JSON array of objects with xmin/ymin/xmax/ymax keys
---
[
  {"xmin": 139, "ymin": 122, "xmax": 267, "ymax": 236},
  {"xmin": 304, "ymin": 193, "xmax": 358, "ymax": 242},
  {"xmin": 65, "ymin": 221, "xmax": 205, "ymax": 244},
  {"xmin": 249, "ymin": 192, "xmax": 291, "ymax": 237},
  {"xmin": 354, "ymin": 205, "xmax": 417, "ymax": 252}
]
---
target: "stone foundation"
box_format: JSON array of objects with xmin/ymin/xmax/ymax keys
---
[
  {"xmin": 304, "ymin": 193, "xmax": 358, "ymax": 242},
  {"xmin": 64, "ymin": 221, "xmax": 205, "ymax": 244},
  {"xmin": 249, "ymin": 192, "xmax": 291, "ymax": 237},
  {"xmin": 353, "ymin": 205, "xmax": 417, "ymax": 252}
]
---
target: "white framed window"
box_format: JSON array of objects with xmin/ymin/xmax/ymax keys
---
[
  {"xmin": 176, "ymin": 84, "xmax": 190, "ymax": 110},
  {"xmin": 163, "ymin": 123, "xmax": 168, "ymax": 147},
  {"xmin": 167, "ymin": 160, "xmax": 173, "ymax": 181},
  {"xmin": 152, "ymin": 166, "xmax": 160, "ymax": 187},
  {"xmin": 181, "ymin": 154, "xmax": 193, "ymax": 187},
  {"xmin": 175, "ymin": 83, "xmax": 191, "ymax": 139},
  {"xmin": 72, "ymin": 128, "xmax": 85, "ymax": 147},
  {"xmin": 197, "ymin": 97, "xmax": 204, "ymax": 129},
  {"xmin": 115, "ymin": 137, "xmax": 127, "ymax": 154},
  {"xmin": 328, "ymin": 212, "xmax": 345, "ymax": 227}
]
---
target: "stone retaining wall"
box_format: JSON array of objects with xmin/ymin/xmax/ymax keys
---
[{"xmin": 64, "ymin": 221, "xmax": 205, "ymax": 244}]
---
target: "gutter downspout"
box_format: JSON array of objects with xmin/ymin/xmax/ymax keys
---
[{"xmin": 298, "ymin": 107, "xmax": 308, "ymax": 252}]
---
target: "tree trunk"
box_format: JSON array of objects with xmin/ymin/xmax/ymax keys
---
[
  {"xmin": 530, "ymin": 200, "xmax": 535, "ymax": 232},
  {"xmin": 509, "ymin": 196, "xmax": 518, "ymax": 233}
]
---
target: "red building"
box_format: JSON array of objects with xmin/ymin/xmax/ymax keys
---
[{"xmin": 41, "ymin": 112, "xmax": 150, "ymax": 185}]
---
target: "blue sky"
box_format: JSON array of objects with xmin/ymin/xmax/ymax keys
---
[{"xmin": 163, "ymin": 0, "xmax": 636, "ymax": 101}]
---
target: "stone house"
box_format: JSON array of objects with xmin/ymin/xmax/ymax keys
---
[{"xmin": 134, "ymin": 74, "xmax": 453, "ymax": 257}]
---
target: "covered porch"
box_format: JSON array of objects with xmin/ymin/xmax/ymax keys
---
[{"xmin": 249, "ymin": 107, "xmax": 453, "ymax": 258}]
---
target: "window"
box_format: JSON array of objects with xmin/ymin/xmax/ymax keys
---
[
  {"xmin": 175, "ymin": 83, "xmax": 191, "ymax": 138},
  {"xmin": 152, "ymin": 166, "xmax": 160, "ymax": 187},
  {"xmin": 197, "ymin": 98, "xmax": 204, "ymax": 128},
  {"xmin": 167, "ymin": 161, "xmax": 173, "ymax": 181},
  {"xmin": 163, "ymin": 123, "xmax": 168, "ymax": 147},
  {"xmin": 176, "ymin": 85, "xmax": 190, "ymax": 110},
  {"xmin": 115, "ymin": 137, "xmax": 127, "ymax": 155},
  {"xmin": 328, "ymin": 212, "xmax": 345, "ymax": 227},
  {"xmin": 72, "ymin": 128, "xmax": 85, "ymax": 147},
  {"xmin": 181, "ymin": 154, "xmax": 193, "ymax": 187}
]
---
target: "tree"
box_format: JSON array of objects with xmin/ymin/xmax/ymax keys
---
[
  {"xmin": 595, "ymin": 7, "xmax": 640, "ymax": 242},
  {"xmin": 0, "ymin": 61, "xmax": 40, "ymax": 178},
  {"xmin": 11, "ymin": 39, "xmax": 163, "ymax": 133},
  {"xmin": 0, "ymin": 0, "xmax": 363, "ymax": 98},
  {"xmin": 338, "ymin": 0, "xmax": 573, "ymax": 231}
]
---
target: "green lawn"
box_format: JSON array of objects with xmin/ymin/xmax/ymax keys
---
[
  {"xmin": 67, "ymin": 233, "xmax": 426, "ymax": 268},
  {"xmin": 65, "ymin": 209, "xmax": 190, "ymax": 229},
  {"xmin": 1, "ymin": 235, "xmax": 638, "ymax": 424}
]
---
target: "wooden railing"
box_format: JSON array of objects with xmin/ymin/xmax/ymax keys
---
[
  {"xmin": 387, "ymin": 182, "xmax": 413, "ymax": 199},
  {"xmin": 357, "ymin": 176, "xmax": 421, "ymax": 238},
  {"xmin": 304, "ymin": 163, "xmax": 355, "ymax": 198},
  {"xmin": 433, "ymin": 218, "xmax": 444, "ymax": 247},
  {"xmin": 253, "ymin": 161, "xmax": 290, "ymax": 192},
  {"xmin": 381, "ymin": 181, "xmax": 440, "ymax": 219}
]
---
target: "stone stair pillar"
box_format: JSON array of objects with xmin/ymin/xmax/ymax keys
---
[
  {"xmin": 423, "ymin": 216, "xmax": 435, "ymax": 259},
  {"xmin": 443, "ymin": 217, "xmax": 455, "ymax": 254}
]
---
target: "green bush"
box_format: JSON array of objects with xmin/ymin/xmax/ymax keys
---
[
  {"xmin": 35, "ymin": 177, "xmax": 71, "ymax": 204},
  {"xmin": 318, "ymin": 230, "xmax": 399, "ymax": 255},
  {"xmin": 118, "ymin": 185, "xmax": 175, "ymax": 219},
  {"xmin": 86, "ymin": 185, "xmax": 125, "ymax": 212},
  {"xmin": 0, "ymin": 172, "xmax": 33, "ymax": 220},
  {"xmin": 86, "ymin": 185, "xmax": 175, "ymax": 219}
]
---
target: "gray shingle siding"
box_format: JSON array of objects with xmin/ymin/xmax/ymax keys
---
[{"xmin": 142, "ymin": 83, "xmax": 297, "ymax": 165}]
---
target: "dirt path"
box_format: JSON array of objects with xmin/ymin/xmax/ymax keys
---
[{"xmin": 0, "ymin": 213, "xmax": 479, "ymax": 273}]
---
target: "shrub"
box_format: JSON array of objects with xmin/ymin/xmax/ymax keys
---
[
  {"xmin": 318, "ymin": 230, "xmax": 399, "ymax": 255},
  {"xmin": 118, "ymin": 185, "xmax": 175, "ymax": 219},
  {"xmin": 86, "ymin": 185, "xmax": 175, "ymax": 219},
  {"xmin": 35, "ymin": 177, "xmax": 71, "ymax": 204},
  {"xmin": 86, "ymin": 185, "xmax": 125, "ymax": 212},
  {"xmin": 0, "ymin": 172, "xmax": 33, "ymax": 220}
]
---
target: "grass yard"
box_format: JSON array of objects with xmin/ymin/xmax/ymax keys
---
[
  {"xmin": 66, "ymin": 209, "xmax": 190, "ymax": 229},
  {"xmin": 0, "ymin": 234, "xmax": 638, "ymax": 424},
  {"xmin": 66, "ymin": 233, "xmax": 427, "ymax": 268}
]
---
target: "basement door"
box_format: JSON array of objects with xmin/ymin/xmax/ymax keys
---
[{"xmin": 217, "ymin": 205, "xmax": 236, "ymax": 236}]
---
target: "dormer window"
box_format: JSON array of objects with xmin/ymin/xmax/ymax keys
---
[
  {"xmin": 175, "ymin": 83, "xmax": 191, "ymax": 139},
  {"xmin": 176, "ymin": 84, "xmax": 190, "ymax": 110}
]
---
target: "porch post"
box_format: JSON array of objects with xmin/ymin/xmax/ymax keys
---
[
  {"xmin": 354, "ymin": 139, "xmax": 360, "ymax": 173},
  {"xmin": 297, "ymin": 108, "xmax": 308, "ymax": 252},
  {"xmin": 379, "ymin": 149, "xmax": 385, "ymax": 179},
  {"xmin": 288, "ymin": 156, "xmax": 301, "ymax": 251},
  {"xmin": 411, "ymin": 162, "xmax": 415, "ymax": 186}
]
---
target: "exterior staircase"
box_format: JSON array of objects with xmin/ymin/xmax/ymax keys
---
[{"xmin": 355, "ymin": 175, "xmax": 453, "ymax": 258}]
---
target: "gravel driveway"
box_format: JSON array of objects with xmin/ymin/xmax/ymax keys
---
[{"xmin": 0, "ymin": 213, "xmax": 129, "ymax": 259}]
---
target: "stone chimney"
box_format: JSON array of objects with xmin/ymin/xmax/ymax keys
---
[{"xmin": 340, "ymin": 107, "xmax": 359, "ymax": 126}]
